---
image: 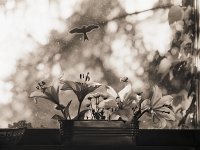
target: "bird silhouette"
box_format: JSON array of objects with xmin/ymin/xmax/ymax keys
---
[{"xmin": 69, "ymin": 24, "xmax": 99, "ymax": 41}]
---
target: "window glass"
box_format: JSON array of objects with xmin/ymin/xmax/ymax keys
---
[{"xmin": 0, "ymin": 0, "xmax": 199, "ymax": 129}]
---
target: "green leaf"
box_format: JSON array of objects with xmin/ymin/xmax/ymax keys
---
[
  {"xmin": 51, "ymin": 114, "xmax": 65, "ymax": 120},
  {"xmin": 64, "ymin": 100, "xmax": 72, "ymax": 119},
  {"xmin": 55, "ymin": 104, "xmax": 65, "ymax": 110},
  {"xmin": 73, "ymin": 109, "xmax": 89, "ymax": 120}
]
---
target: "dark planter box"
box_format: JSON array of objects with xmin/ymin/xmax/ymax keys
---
[
  {"xmin": 59, "ymin": 120, "xmax": 139, "ymax": 146},
  {"xmin": 0, "ymin": 128, "xmax": 26, "ymax": 145},
  {"xmin": 0, "ymin": 128, "xmax": 200, "ymax": 150}
]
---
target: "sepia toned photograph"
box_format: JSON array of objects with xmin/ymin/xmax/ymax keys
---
[{"xmin": 0, "ymin": 0, "xmax": 199, "ymax": 149}]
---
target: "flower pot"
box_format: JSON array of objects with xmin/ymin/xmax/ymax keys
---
[{"xmin": 59, "ymin": 120, "xmax": 139, "ymax": 146}]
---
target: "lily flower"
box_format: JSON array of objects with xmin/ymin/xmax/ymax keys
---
[
  {"xmin": 98, "ymin": 98, "xmax": 118, "ymax": 109},
  {"xmin": 60, "ymin": 73, "xmax": 102, "ymax": 119},
  {"xmin": 29, "ymin": 85, "xmax": 60, "ymax": 106},
  {"xmin": 109, "ymin": 98, "xmax": 136, "ymax": 121},
  {"xmin": 29, "ymin": 73, "xmax": 66, "ymax": 105},
  {"xmin": 29, "ymin": 75, "xmax": 73, "ymax": 120},
  {"xmin": 103, "ymin": 83, "xmax": 134, "ymax": 121},
  {"xmin": 141, "ymin": 85, "xmax": 175, "ymax": 128},
  {"xmin": 106, "ymin": 83, "xmax": 132, "ymax": 103},
  {"xmin": 61, "ymin": 80, "xmax": 102, "ymax": 103}
]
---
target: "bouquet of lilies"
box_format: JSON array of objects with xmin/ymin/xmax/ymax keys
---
[{"xmin": 29, "ymin": 73, "xmax": 175, "ymax": 128}]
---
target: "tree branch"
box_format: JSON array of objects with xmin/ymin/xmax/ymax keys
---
[{"xmin": 99, "ymin": 5, "xmax": 173, "ymax": 25}]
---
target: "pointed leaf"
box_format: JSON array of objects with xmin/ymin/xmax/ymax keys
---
[
  {"xmin": 64, "ymin": 100, "xmax": 72, "ymax": 119},
  {"xmin": 118, "ymin": 83, "xmax": 132, "ymax": 102},
  {"xmin": 51, "ymin": 114, "xmax": 65, "ymax": 120},
  {"xmin": 55, "ymin": 104, "xmax": 65, "ymax": 110},
  {"xmin": 73, "ymin": 109, "xmax": 89, "ymax": 120}
]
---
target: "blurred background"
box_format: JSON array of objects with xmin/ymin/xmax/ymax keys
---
[{"xmin": 0, "ymin": 0, "xmax": 198, "ymax": 128}]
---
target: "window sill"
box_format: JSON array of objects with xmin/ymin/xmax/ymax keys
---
[{"xmin": 0, "ymin": 129, "xmax": 199, "ymax": 149}]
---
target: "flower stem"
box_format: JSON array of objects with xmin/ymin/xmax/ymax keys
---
[
  {"xmin": 61, "ymin": 109, "xmax": 66, "ymax": 119},
  {"xmin": 77, "ymin": 101, "xmax": 82, "ymax": 119},
  {"xmin": 61, "ymin": 108, "xmax": 71, "ymax": 120},
  {"xmin": 136, "ymin": 109, "xmax": 149, "ymax": 120}
]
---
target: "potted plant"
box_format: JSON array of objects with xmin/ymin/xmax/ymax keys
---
[{"xmin": 29, "ymin": 73, "xmax": 175, "ymax": 146}]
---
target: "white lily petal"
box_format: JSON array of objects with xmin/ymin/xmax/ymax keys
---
[
  {"xmin": 155, "ymin": 107, "xmax": 176, "ymax": 121},
  {"xmin": 110, "ymin": 113, "xmax": 120, "ymax": 120},
  {"xmin": 154, "ymin": 95, "xmax": 173, "ymax": 108},
  {"xmin": 118, "ymin": 83, "xmax": 132, "ymax": 102},
  {"xmin": 98, "ymin": 99, "xmax": 118, "ymax": 109},
  {"xmin": 29, "ymin": 90, "xmax": 46, "ymax": 98},
  {"xmin": 106, "ymin": 86, "xmax": 118, "ymax": 99},
  {"xmin": 141, "ymin": 99, "xmax": 151, "ymax": 110}
]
